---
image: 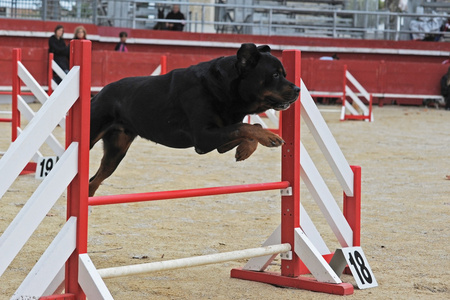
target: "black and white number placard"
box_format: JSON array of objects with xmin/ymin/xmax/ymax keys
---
[
  {"xmin": 35, "ymin": 156, "xmax": 59, "ymax": 179},
  {"xmin": 329, "ymin": 246, "xmax": 378, "ymax": 289}
]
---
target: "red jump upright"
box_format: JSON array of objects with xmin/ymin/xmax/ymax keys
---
[{"xmin": 230, "ymin": 50, "xmax": 354, "ymax": 295}]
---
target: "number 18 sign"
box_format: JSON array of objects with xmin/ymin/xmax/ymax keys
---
[{"xmin": 329, "ymin": 246, "xmax": 378, "ymax": 289}]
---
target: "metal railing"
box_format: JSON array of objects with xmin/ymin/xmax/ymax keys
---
[{"xmin": 0, "ymin": 0, "xmax": 448, "ymax": 41}]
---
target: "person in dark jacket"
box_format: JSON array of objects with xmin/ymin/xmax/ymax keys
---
[
  {"xmin": 441, "ymin": 66, "xmax": 450, "ymax": 110},
  {"xmin": 115, "ymin": 31, "xmax": 129, "ymax": 52},
  {"xmin": 165, "ymin": 4, "xmax": 185, "ymax": 31},
  {"xmin": 48, "ymin": 25, "xmax": 69, "ymax": 84}
]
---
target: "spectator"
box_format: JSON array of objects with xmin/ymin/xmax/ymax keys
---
[
  {"xmin": 115, "ymin": 31, "xmax": 129, "ymax": 52},
  {"xmin": 48, "ymin": 24, "xmax": 69, "ymax": 84},
  {"xmin": 440, "ymin": 66, "xmax": 450, "ymax": 110},
  {"xmin": 153, "ymin": 8, "xmax": 167, "ymax": 30},
  {"xmin": 165, "ymin": 4, "xmax": 185, "ymax": 31},
  {"xmin": 73, "ymin": 26, "xmax": 87, "ymax": 40}
]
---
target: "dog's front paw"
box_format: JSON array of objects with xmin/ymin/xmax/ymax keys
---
[
  {"xmin": 259, "ymin": 131, "xmax": 285, "ymax": 148},
  {"xmin": 235, "ymin": 139, "xmax": 258, "ymax": 161}
]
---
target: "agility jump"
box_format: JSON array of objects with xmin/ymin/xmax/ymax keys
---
[{"xmin": 0, "ymin": 40, "xmax": 376, "ymax": 299}]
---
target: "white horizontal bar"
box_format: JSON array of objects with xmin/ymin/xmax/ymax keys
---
[{"xmin": 98, "ymin": 244, "xmax": 291, "ymax": 279}]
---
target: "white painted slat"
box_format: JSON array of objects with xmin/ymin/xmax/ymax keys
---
[
  {"xmin": 0, "ymin": 143, "xmax": 78, "ymax": 277},
  {"xmin": 265, "ymin": 109, "xmax": 279, "ymax": 127},
  {"xmin": 300, "ymin": 80, "xmax": 354, "ymax": 196},
  {"xmin": 17, "ymin": 95, "xmax": 64, "ymax": 156},
  {"xmin": 19, "ymin": 62, "xmax": 65, "ymax": 128},
  {"xmin": 15, "ymin": 126, "xmax": 43, "ymax": 162},
  {"xmin": 344, "ymin": 99, "xmax": 360, "ymax": 116},
  {"xmin": 0, "ymin": 67, "xmax": 79, "ymax": 199},
  {"xmin": 42, "ymin": 266, "xmax": 65, "ymax": 296},
  {"xmin": 345, "ymin": 86, "xmax": 369, "ymax": 115},
  {"xmin": 250, "ymin": 114, "xmax": 268, "ymax": 128},
  {"xmin": 12, "ymin": 217, "xmax": 77, "ymax": 299},
  {"xmin": 294, "ymin": 228, "xmax": 341, "ymax": 284},
  {"xmin": 151, "ymin": 64, "xmax": 161, "ymax": 76},
  {"xmin": 51, "ymin": 79, "xmax": 58, "ymax": 91},
  {"xmin": 243, "ymin": 225, "xmax": 281, "ymax": 271},
  {"xmin": 17, "ymin": 61, "xmax": 49, "ymax": 104},
  {"xmin": 300, "ymin": 142, "xmax": 353, "ymax": 247},
  {"xmin": 243, "ymin": 202, "xmax": 331, "ymax": 272},
  {"xmin": 346, "ymin": 71, "xmax": 370, "ymax": 101},
  {"xmin": 79, "ymin": 254, "xmax": 114, "ymax": 299},
  {"xmin": 340, "ymin": 105, "xmax": 346, "ymax": 121},
  {"xmin": 52, "ymin": 60, "xmax": 67, "ymax": 80},
  {"xmin": 299, "ymin": 204, "xmax": 330, "ymax": 254}
]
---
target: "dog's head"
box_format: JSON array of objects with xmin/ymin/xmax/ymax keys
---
[{"xmin": 236, "ymin": 43, "xmax": 300, "ymax": 113}]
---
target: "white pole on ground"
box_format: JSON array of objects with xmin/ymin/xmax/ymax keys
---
[{"xmin": 98, "ymin": 244, "xmax": 291, "ymax": 279}]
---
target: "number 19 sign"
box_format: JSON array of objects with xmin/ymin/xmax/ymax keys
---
[{"xmin": 35, "ymin": 156, "xmax": 59, "ymax": 180}]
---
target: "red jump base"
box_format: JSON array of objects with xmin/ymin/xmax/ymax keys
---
[{"xmin": 230, "ymin": 268, "xmax": 354, "ymax": 296}]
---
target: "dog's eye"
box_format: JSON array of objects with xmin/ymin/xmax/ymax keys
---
[{"xmin": 273, "ymin": 73, "xmax": 279, "ymax": 79}]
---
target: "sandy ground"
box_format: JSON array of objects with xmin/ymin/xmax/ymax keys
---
[{"xmin": 0, "ymin": 103, "xmax": 449, "ymax": 300}]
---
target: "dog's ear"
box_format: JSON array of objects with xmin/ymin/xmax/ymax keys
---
[
  {"xmin": 257, "ymin": 45, "xmax": 271, "ymax": 53},
  {"xmin": 236, "ymin": 43, "xmax": 260, "ymax": 71}
]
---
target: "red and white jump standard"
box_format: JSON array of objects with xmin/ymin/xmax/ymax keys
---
[{"xmin": 0, "ymin": 42, "xmax": 366, "ymax": 299}]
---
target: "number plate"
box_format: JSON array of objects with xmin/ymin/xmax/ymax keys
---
[
  {"xmin": 330, "ymin": 246, "xmax": 378, "ymax": 289},
  {"xmin": 35, "ymin": 156, "xmax": 59, "ymax": 180}
]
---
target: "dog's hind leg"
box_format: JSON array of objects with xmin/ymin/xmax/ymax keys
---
[{"xmin": 89, "ymin": 128, "xmax": 136, "ymax": 196}]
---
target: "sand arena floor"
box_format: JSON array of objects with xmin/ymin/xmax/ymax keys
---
[{"xmin": 0, "ymin": 103, "xmax": 449, "ymax": 299}]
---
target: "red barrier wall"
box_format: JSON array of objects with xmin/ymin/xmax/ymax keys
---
[
  {"xmin": 1, "ymin": 19, "xmax": 449, "ymax": 103},
  {"xmin": 302, "ymin": 59, "xmax": 448, "ymax": 97}
]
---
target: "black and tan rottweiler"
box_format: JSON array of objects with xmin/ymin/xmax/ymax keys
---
[{"xmin": 89, "ymin": 43, "xmax": 300, "ymax": 196}]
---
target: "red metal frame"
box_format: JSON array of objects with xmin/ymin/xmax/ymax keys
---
[
  {"xmin": 12, "ymin": 49, "xmax": 21, "ymax": 142},
  {"xmin": 89, "ymin": 181, "xmax": 290, "ymax": 206},
  {"xmin": 160, "ymin": 55, "xmax": 167, "ymax": 75},
  {"xmin": 65, "ymin": 39, "xmax": 92, "ymax": 300},
  {"xmin": 279, "ymin": 49, "xmax": 302, "ymax": 277},
  {"xmin": 343, "ymin": 165, "xmax": 361, "ymax": 247},
  {"xmin": 10, "ymin": 49, "xmax": 37, "ymax": 175},
  {"xmin": 342, "ymin": 64, "xmax": 347, "ymax": 105},
  {"xmin": 48, "ymin": 53, "xmax": 54, "ymax": 95}
]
